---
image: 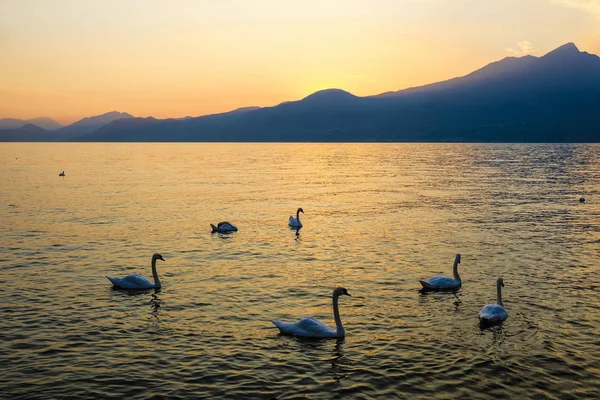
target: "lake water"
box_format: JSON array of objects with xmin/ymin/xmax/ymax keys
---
[{"xmin": 1, "ymin": 143, "xmax": 599, "ymax": 399}]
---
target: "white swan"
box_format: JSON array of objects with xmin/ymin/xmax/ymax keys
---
[
  {"xmin": 419, "ymin": 254, "xmax": 462, "ymax": 291},
  {"xmin": 59, "ymin": 171, "xmax": 65, "ymax": 176},
  {"xmin": 272, "ymin": 287, "xmax": 351, "ymax": 338},
  {"xmin": 288, "ymin": 208, "xmax": 304, "ymax": 228},
  {"xmin": 479, "ymin": 277, "xmax": 508, "ymax": 324},
  {"xmin": 106, "ymin": 253, "xmax": 164, "ymax": 289},
  {"xmin": 210, "ymin": 221, "xmax": 238, "ymax": 233}
]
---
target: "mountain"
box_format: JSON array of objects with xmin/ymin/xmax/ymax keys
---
[
  {"xmin": 0, "ymin": 117, "xmax": 62, "ymax": 131},
  {"xmin": 75, "ymin": 43, "xmax": 600, "ymax": 143},
  {"xmin": 4, "ymin": 43, "xmax": 600, "ymax": 142},
  {"xmin": 53, "ymin": 111, "xmax": 134, "ymax": 140},
  {"xmin": 0, "ymin": 124, "xmax": 49, "ymax": 141},
  {"xmin": 80, "ymin": 107, "xmax": 260, "ymax": 142},
  {"xmin": 376, "ymin": 42, "xmax": 600, "ymax": 99}
]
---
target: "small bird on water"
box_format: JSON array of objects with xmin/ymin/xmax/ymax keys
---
[{"xmin": 580, "ymin": 197, "xmax": 585, "ymax": 203}]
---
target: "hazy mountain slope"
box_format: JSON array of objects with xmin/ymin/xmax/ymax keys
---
[
  {"xmin": 0, "ymin": 124, "xmax": 49, "ymax": 141},
  {"xmin": 0, "ymin": 117, "xmax": 63, "ymax": 131},
  {"xmin": 53, "ymin": 111, "xmax": 134, "ymax": 140}
]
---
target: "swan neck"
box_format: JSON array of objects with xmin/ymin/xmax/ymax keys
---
[
  {"xmin": 333, "ymin": 294, "xmax": 345, "ymax": 336},
  {"xmin": 296, "ymin": 209, "xmax": 301, "ymax": 222},
  {"xmin": 497, "ymin": 282, "xmax": 503, "ymax": 307},
  {"xmin": 453, "ymin": 259, "xmax": 461, "ymax": 282},
  {"xmin": 152, "ymin": 258, "xmax": 161, "ymax": 288}
]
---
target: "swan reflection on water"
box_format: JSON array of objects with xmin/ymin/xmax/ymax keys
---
[
  {"xmin": 278, "ymin": 336, "xmax": 350, "ymax": 384},
  {"xmin": 149, "ymin": 293, "xmax": 161, "ymax": 319},
  {"xmin": 111, "ymin": 285, "xmax": 162, "ymax": 296},
  {"xmin": 479, "ymin": 320, "xmax": 506, "ymax": 344},
  {"xmin": 330, "ymin": 339, "xmax": 349, "ymax": 383},
  {"xmin": 109, "ymin": 286, "xmax": 162, "ymax": 319},
  {"xmin": 418, "ymin": 289, "xmax": 463, "ymax": 316}
]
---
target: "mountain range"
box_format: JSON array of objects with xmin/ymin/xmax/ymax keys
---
[
  {"xmin": 0, "ymin": 117, "xmax": 63, "ymax": 131},
  {"xmin": 1, "ymin": 43, "xmax": 599, "ymax": 142},
  {"xmin": 0, "ymin": 112, "xmax": 133, "ymax": 141}
]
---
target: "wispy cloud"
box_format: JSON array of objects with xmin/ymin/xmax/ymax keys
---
[
  {"xmin": 506, "ymin": 41, "xmax": 534, "ymax": 56},
  {"xmin": 552, "ymin": 0, "xmax": 600, "ymax": 19}
]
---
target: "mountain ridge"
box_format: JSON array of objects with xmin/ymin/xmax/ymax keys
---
[
  {"xmin": 3, "ymin": 43, "xmax": 600, "ymax": 142},
  {"xmin": 0, "ymin": 117, "xmax": 63, "ymax": 131},
  {"xmin": 51, "ymin": 111, "xmax": 134, "ymax": 141}
]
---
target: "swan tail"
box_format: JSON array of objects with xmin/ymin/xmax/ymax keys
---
[
  {"xmin": 271, "ymin": 320, "xmax": 288, "ymax": 333},
  {"xmin": 106, "ymin": 276, "xmax": 121, "ymax": 287},
  {"xmin": 419, "ymin": 280, "xmax": 435, "ymax": 290},
  {"xmin": 210, "ymin": 224, "xmax": 218, "ymax": 233}
]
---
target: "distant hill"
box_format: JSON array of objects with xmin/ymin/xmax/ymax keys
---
[
  {"xmin": 80, "ymin": 107, "xmax": 260, "ymax": 142},
  {"xmin": 52, "ymin": 111, "xmax": 134, "ymax": 140},
  {"xmin": 0, "ymin": 123, "xmax": 49, "ymax": 141},
  {"xmin": 0, "ymin": 117, "xmax": 62, "ymax": 131}
]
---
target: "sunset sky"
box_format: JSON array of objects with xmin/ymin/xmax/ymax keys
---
[{"xmin": 1, "ymin": 0, "xmax": 599, "ymax": 124}]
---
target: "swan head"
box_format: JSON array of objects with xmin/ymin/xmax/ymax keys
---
[
  {"xmin": 455, "ymin": 254, "xmax": 461, "ymax": 263},
  {"xmin": 298, "ymin": 208, "xmax": 304, "ymax": 214},
  {"xmin": 497, "ymin": 277, "xmax": 504, "ymax": 287},
  {"xmin": 152, "ymin": 253, "xmax": 165, "ymax": 262},
  {"xmin": 333, "ymin": 287, "xmax": 351, "ymax": 297}
]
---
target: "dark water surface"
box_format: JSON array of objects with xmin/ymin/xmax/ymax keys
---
[{"xmin": 1, "ymin": 143, "xmax": 599, "ymax": 399}]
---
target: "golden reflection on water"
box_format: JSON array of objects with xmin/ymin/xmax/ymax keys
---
[{"xmin": 1, "ymin": 143, "xmax": 599, "ymax": 399}]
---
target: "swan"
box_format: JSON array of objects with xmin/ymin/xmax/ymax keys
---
[
  {"xmin": 59, "ymin": 171, "xmax": 65, "ymax": 176},
  {"xmin": 288, "ymin": 208, "xmax": 304, "ymax": 228},
  {"xmin": 210, "ymin": 221, "xmax": 238, "ymax": 233},
  {"xmin": 479, "ymin": 277, "xmax": 508, "ymax": 324},
  {"xmin": 106, "ymin": 253, "xmax": 165, "ymax": 289},
  {"xmin": 272, "ymin": 287, "xmax": 351, "ymax": 338},
  {"xmin": 419, "ymin": 254, "xmax": 462, "ymax": 291}
]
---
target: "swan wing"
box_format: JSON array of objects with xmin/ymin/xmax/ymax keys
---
[
  {"xmin": 107, "ymin": 273, "xmax": 154, "ymax": 289},
  {"xmin": 422, "ymin": 275, "xmax": 461, "ymax": 290},
  {"xmin": 272, "ymin": 317, "xmax": 336, "ymax": 337},
  {"xmin": 216, "ymin": 222, "xmax": 238, "ymax": 232},
  {"xmin": 479, "ymin": 304, "xmax": 508, "ymax": 322},
  {"xmin": 106, "ymin": 276, "xmax": 126, "ymax": 287},
  {"xmin": 288, "ymin": 216, "xmax": 302, "ymax": 228},
  {"xmin": 296, "ymin": 317, "xmax": 335, "ymax": 335}
]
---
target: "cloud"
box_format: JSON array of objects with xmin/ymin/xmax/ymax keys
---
[
  {"xmin": 552, "ymin": 0, "xmax": 600, "ymax": 19},
  {"xmin": 506, "ymin": 41, "xmax": 535, "ymax": 56}
]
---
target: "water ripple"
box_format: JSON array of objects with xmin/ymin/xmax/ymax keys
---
[{"xmin": 0, "ymin": 143, "xmax": 599, "ymax": 399}]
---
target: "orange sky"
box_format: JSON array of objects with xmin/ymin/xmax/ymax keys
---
[{"xmin": 1, "ymin": 0, "xmax": 599, "ymax": 124}]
